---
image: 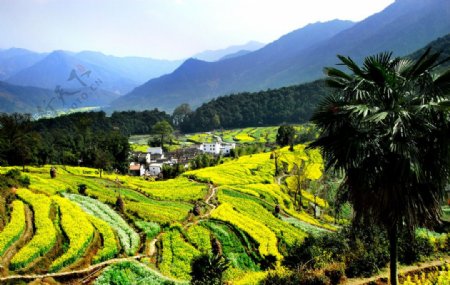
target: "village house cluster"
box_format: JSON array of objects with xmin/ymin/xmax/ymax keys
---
[{"xmin": 129, "ymin": 142, "xmax": 236, "ymax": 177}]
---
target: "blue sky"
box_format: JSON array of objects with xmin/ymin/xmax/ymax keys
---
[{"xmin": 0, "ymin": 0, "xmax": 394, "ymax": 60}]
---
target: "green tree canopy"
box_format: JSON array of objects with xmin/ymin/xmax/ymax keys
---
[
  {"xmin": 276, "ymin": 125, "xmax": 296, "ymax": 147},
  {"xmin": 151, "ymin": 120, "xmax": 174, "ymax": 149},
  {"xmin": 309, "ymin": 49, "xmax": 450, "ymax": 285},
  {"xmin": 172, "ymin": 103, "xmax": 192, "ymax": 127}
]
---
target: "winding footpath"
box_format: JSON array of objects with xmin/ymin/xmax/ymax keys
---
[{"xmin": 0, "ymin": 255, "xmax": 145, "ymax": 283}]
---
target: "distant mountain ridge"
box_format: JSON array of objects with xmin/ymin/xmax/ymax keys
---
[
  {"xmin": 0, "ymin": 79, "xmax": 121, "ymax": 115},
  {"xmin": 111, "ymin": 0, "xmax": 450, "ymax": 112},
  {"xmin": 0, "ymin": 48, "xmax": 47, "ymax": 80},
  {"xmin": 7, "ymin": 50, "xmax": 137, "ymax": 95},
  {"xmin": 179, "ymin": 33, "xmax": 450, "ymax": 133},
  {"xmin": 0, "ymin": 49, "xmax": 182, "ymax": 95},
  {"xmin": 112, "ymin": 19, "xmax": 355, "ymax": 112},
  {"xmin": 193, "ymin": 41, "xmax": 265, "ymax": 62},
  {"xmin": 219, "ymin": 50, "xmax": 253, "ymax": 61}
]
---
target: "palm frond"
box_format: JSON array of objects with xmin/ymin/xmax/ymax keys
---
[
  {"xmin": 433, "ymin": 69, "xmax": 450, "ymax": 95},
  {"xmin": 324, "ymin": 67, "xmax": 352, "ymax": 81},
  {"xmin": 337, "ymin": 55, "xmax": 365, "ymax": 77},
  {"xmin": 407, "ymin": 48, "xmax": 441, "ymax": 78}
]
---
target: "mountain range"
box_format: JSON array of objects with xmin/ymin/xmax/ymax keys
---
[
  {"xmin": 1, "ymin": 0, "xmax": 449, "ymax": 115},
  {"xmin": 192, "ymin": 41, "xmax": 265, "ymax": 62},
  {"xmin": 1, "ymin": 49, "xmax": 182, "ymax": 94},
  {"xmin": 0, "ymin": 42, "xmax": 266, "ymax": 114},
  {"xmin": 110, "ymin": 0, "xmax": 450, "ymax": 112}
]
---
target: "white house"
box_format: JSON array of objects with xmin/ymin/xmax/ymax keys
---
[
  {"xmin": 129, "ymin": 162, "xmax": 145, "ymax": 176},
  {"xmin": 220, "ymin": 143, "xmax": 236, "ymax": 155},
  {"xmin": 199, "ymin": 142, "xmax": 222, "ymax": 155},
  {"xmin": 199, "ymin": 142, "xmax": 236, "ymax": 155},
  {"xmin": 148, "ymin": 163, "xmax": 163, "ymax": 176}
]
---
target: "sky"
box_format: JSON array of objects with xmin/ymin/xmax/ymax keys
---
[{"xmin": 0, "ymin": 0, "xmax": 395, "ymax": 60}]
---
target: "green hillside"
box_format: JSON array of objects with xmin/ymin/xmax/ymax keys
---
[{"xmin": 0, "ymin": 145, "xmax": 337, "ymax": 283}]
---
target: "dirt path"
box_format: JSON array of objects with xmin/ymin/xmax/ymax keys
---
[
  {"xmin": 204, "ymin": 184, "xmax": 217, "ymax": 209},
  {"xmin": 148, "ymin": 232, "xmax": 164, "ymax": 257},
  {"xmin": 276, "ymin": 173, "xmax": 289, "ymax": 185},
  {"xmin": 0, "ymin": 255, "xmax": 145, "ymax": 283},
  {"xmin": 345, "ymin": 256, "xmax": 450, "ymax": 285}
]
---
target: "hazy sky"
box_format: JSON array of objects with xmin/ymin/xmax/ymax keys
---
[{"xmin": 0, "ymin": 0, "xmax": 394, "ymax": 60}]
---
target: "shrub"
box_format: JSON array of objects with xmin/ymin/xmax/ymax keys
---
[
  {"xmin": 301, "ymin": 270, "xmax": 331, "ymax": 285},
  {"xmin": 398, "ymin": 231, "xmax": 434, "ymax": 265},
  {"xmin": 324, "ymin": 263, "xmax": 346, "ymax": 285},
  {"xmin": 77, "ymin": 184, "xmax": 87, "ymax": 195},
  {"xmin": 264, "ymin": 268, "xmax": 331, "ymax": 285},
  {"xmin": 115, "ymin": 195, "xmax": 125, "ymax": 214},
  {"xmin": 190, "ymin": 254, "xmax": 229, "ymax": 285}
]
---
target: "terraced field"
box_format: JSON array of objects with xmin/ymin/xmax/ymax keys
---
[{"xmin": 0, "ymin": 143, "xmax": 344, "ymax": 283}]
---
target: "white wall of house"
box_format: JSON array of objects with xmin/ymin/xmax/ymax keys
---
[
  {"xmin": 199, "ymin": 142, "xmax": 221, "ymax": 155},
  {"xmin": 221, "ymin": 143, "xmax": 236, "ymax": 155},
  {"xmin": 199, "ymin": 142, "xmax": 235, "ymax": 155},
  {"xmin": 149, "ymin": 163, "xmax": 162, "ymax": 176}
]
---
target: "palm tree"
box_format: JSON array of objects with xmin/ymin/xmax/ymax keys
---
[{"xmin": 309, "ymin": 49, "xmax": 450, "ymax": 285}]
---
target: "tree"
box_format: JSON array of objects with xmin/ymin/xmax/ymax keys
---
[
  {"xmin": 172, "ymin": 103, "xmax": 192, "ymax": 127},
  {"xmin": 151, "ymin": 120, "xmax": 174, "ymax": 149},
  {"xmin": 190, "ymin": 254, "xmax": 229, "ymax": 285},
  {"xmin": 291, "ymin": 161, "xmax": 306, "ymax": 211},
  {"xmin": 276, "ymin": 125, "xmax": 296, "ymax": 148},
  {"xmin": 0, "ymin": 113, "xmax": 39, "ymax": 169},
  {"xmin": 212, "ymin": 114, "xmax": 221, "ymax": 130},
  {"xmin": 309, "ymin": 50, "xmax": 450, "ymax": 285},
  {"xmin": 93, "ymin": 149, "xmax": 113, "ymax": 178},
  {"xmin": 115, "ymin": 195, "xmax": 125, "ymax": 214}
]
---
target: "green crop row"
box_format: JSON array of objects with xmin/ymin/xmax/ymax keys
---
[
  {"xmin": 185, "ymin": 225, "xmax": 211, "ymax": 253},
  {"xmin": 135, "ymin": 220, "xmax": 161, "ymax": 240},
  {"xmin": 65, "ymin": 193, "xmax": 140, "ymax": 255},
  {"xmin": 95, "ymin": 260, "xmax": 186, "ymax": 285},
  {"xmin": 202, "ymin": 220, "xmax": 259, "ymax": 280}
]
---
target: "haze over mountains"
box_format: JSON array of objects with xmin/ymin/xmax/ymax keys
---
[
  {"xmin": 0, "ymin": 42, "xmax": 267, "ymax": 114},
  {"xmin": 192, "ymin": 41, "xmax": 265, "ymax": 62},
  {"xmin": 1, "ymin": 0, "xmax": 449, "ymax": 115},
  {"xmin": 2, "ymin": 50, "xmax": 182, "ymax": 93},
  {"xmin": 111, "ymin": 0, "xmax": 450, "ymax": 112},
  {"xmin": 0, "ymin": 49, "xmax": 183, "ymax": 113}
]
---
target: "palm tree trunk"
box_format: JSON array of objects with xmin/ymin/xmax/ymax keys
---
[{"xmin": 388, "ymin": 225, "xmax": 399, "ymax": 285}]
